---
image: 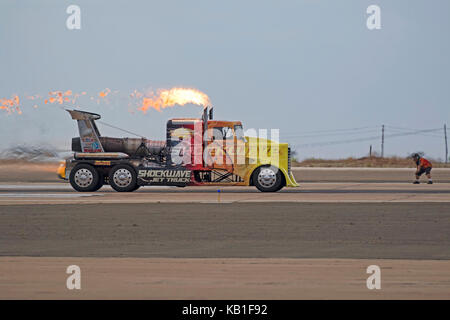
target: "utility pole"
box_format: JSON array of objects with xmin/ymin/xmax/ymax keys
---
[
  {"xmin": 381, "ymin": 125, "xmax": 385, "ymax": 158},
  {"xmin": 445, "ymin": 124, "xmax": 448, "ymax": 163},
  {"xmin": 369, "ymin": 145, "xmax": 372, "ymax": 158}
]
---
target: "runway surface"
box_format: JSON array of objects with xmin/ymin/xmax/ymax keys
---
[
  {"xmin": 1, "ymin": 182, "xmax": 449, "ymax": 259},
  {"xmin": 1, "ymin": 182, "xmax": 450, "ymax": 204},
  {"xmin": 1, "ymin": 177, "xmax": 449, "ymax": 299},
  {"xmin": 0, "ymin": 201, "xmax": 449, "ymax": 259}
]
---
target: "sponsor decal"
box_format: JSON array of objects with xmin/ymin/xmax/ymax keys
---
[
  {"xmin": 81, "ymin": 137, "xmax": 103, "ymax": 153},
  {"xmin": 94, "ymin": 160, "xmax": 111, "ymax": 166},
  {"xmin": 138, "ymin": 169, "xmax": 191, "ymax": 185}
]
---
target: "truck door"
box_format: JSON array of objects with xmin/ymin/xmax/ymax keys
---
[{"xmin": 205, "ymin": 125, "xmax": 235, "ymax": 171}]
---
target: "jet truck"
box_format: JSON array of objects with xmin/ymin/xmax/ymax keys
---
[{"xmin": 57, "ymin": 108, "xmax": 298, "ymax": 192}]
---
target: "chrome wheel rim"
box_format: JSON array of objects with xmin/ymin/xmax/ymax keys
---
[
  {"xmin": 113, "ymin": 168, "xmax": 132, "ymax": 187},
  {"xmin": 257, "ymin": 168, "xmax": 277, "ymax": 188},
  {"xmin": 74, "ymin": 168, "xmax": 94, "ymax": 187}
]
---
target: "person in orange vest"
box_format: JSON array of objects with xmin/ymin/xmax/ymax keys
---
[{"xmin": 412, "ymin": 153, "xmax": 433, "ymax": 184}]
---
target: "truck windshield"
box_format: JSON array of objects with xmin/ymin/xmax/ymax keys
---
[
  {"xmin": 234, "ymin": 125, "xmax": 246, "ymax": 141},
  {"xmin": 211, "ymin": 127, "xmax": 234, "ymax": 140}
]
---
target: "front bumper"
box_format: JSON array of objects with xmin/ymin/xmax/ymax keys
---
[{"xmin": 56, "ymin": 161, "xmax": 68, "ymax": 180}]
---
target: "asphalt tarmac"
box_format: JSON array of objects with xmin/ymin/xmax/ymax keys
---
[
  {"xmin": 1, "ymin": 168, "xmax": 449, "ymax": 299},
  {"xmin": 0, "ymin": 190, "xmax": 449, "ymax": 259}
]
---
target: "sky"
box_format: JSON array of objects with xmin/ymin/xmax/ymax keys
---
[{"xmin": 1, "ymin": 0, "xmax": 449, "ymax": 160}]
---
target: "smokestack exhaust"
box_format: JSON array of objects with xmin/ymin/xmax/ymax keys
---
[{"xmin": 208, "ymin": 107, "xmax": 213, "ymax": 120}]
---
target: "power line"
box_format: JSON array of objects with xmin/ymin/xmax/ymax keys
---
[
  {"xmin": 282, "ymin": 128, "xmax": 379, "ymax": 139},
  {"xmin": 292, "ymin": 135, "xmax": 381, "ymax": 148},
  {"xmin": 283, "ymin": 125, "xmax": 443, "ymax": 140},
  {"xmin": 387, "ymin": 129, "xmax": 443, "ymax": 138},
  {"xmin": 384, "ymin": 128, "xmax": 442, "ymax": 139},
  {"xmin": 282, "ymin": 125, "xmax": 379, "ymax": 136},
  {"xmin": 292, "ymin": 128, "xmax": 444, "ymax": 149},
  {"xmin": 386, "ymin": 125, "xmax": 441, "ymax": 131},
  {"xmin": 385, "ymin": 125, "xmax": 443, "ymax": 138}
]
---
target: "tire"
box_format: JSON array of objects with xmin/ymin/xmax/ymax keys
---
[
  {"xmin": 130, "ymin": 184, "xmax": 141, "ymax": 191},
  {"xmin": 69, "ymin": 164, "xmax": 100, "ymax": 192},
  {"xmin": 108, "ymin": 164, "xmax": 138, "ymax": 192},
  {"xmin": 91, "ymin": 173, "xmax": 104, "ymax": 191},
  {"xmin": 253, "ymin": 165, "xmax": 284, "ymax": 192}
]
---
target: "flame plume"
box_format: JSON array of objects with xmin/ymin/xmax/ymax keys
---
[
  {"xmin": 0, "ymin": 95, "xmax": 21, "ymax": 114},
  {"xmin": 139, "ymin": 87, "xmax": 211, "ymax": 113},
  {"xmin": 1, "ymin": 87, "xmax": 211, "ymax": 115}
]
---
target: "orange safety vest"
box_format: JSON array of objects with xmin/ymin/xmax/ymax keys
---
[{"xmin": 419, "ymin": 158, "xmax": 432, "ymax": 168}]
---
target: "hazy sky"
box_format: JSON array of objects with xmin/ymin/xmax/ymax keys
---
[{"xmin": 1, "ymin": 0, "xmax": 449, "ymax": 160}]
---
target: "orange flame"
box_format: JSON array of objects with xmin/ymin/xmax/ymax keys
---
[
  {"xmin": 45, "ymin": 90, "xmax": 74, "ymax": 105},
  {"xmin": 2, "ymin": 87, "xmax": 210, "ymax": 115},
  {"xmin": 2, "ymin": 89, "xmax": 91, "ymax": 114},
  {"xmin": 99, "ymin": 88, "xmax": 111, "ymax": 98},
  {"xmin": 139, "ymin": 87, "xmax": 211, "ymax": 112},
  {"xmin": 0, "ymin": 95, "xmax": 21, "ymax": 114}
]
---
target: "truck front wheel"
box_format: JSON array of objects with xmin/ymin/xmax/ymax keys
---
[
  {"xmin": 108, "ymin": 164, "xmax": 138, "ymax": 192},
  {"xmin": 69, "ymin": 164, "xmax": 100, "ymax": 192},
  {"xmin": 253, "ymin": 166, "xmax": 284, "ymax": 192}
]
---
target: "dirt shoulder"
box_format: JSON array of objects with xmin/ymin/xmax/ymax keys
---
[
  {"xmin": 0, "ymin": 160, "xmax": 60, "ymax": 183},
  {"xmin": 295, "ymin": 156, "xmax": 450, "ymax": 168},
  {"xmin": 1, "ymin": 257, "xmax": 449, "ymax": 299}
]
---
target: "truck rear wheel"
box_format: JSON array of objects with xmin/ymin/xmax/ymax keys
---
[
  {"xmin": 253, "ymin": 166, "xmax": 284, "ymax": 192},
  {"xmin": 130, "ymin": 184, "xmax": 140, "ymax": 191},
  {"xmin": 108, "ymin": 164, "xmax": 138, "ymax": 192},
  {"xmin": 91, "ymin": 173, "xmax": 104, "ymax": 191},
  {"xmin": 69, "ymin": 164, "xmax": 100, "ymax": 192}
]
